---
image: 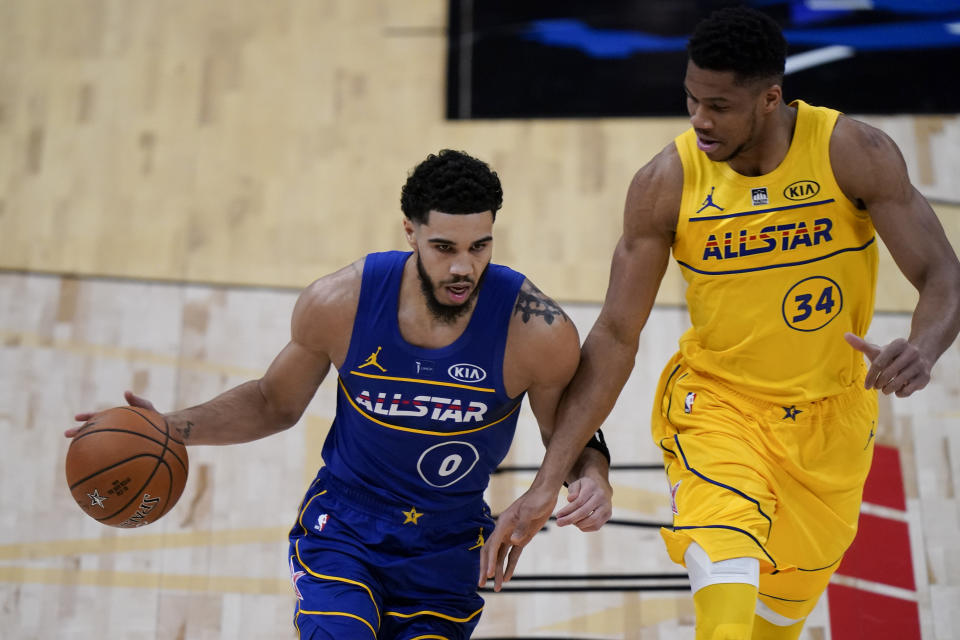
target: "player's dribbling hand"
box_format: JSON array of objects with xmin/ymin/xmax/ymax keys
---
[
  {"xmin": 844, "ymin": 333, "xmax": 932, "ymax": 397},
  {"xmin": 555, "ymin": 474, "xmax": 613, "ymax": 532},
  {"xmin": 479, "ymin": 485, "xmax": 557, "ymax": 592},
  {"xmin": 65, "ymin": 391, "xmax": 160, "ymax": 438}
]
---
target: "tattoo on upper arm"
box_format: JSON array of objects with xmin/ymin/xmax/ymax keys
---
[{"xmin": 514, "ymin": 282, "xmax": 569, "ymax": 325}]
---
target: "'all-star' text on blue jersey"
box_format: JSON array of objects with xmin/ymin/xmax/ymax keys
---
[{"xmin": 320, "ymin": 250, "xmax": 527, "ymax": 512}]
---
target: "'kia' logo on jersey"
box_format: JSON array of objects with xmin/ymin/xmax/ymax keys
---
[
  {"xmin": 448, "ymin": 363, "xmax": 487, "ymax": 383},
  {"xmin": 784, "ymin": 180, "xmax": 820, "ymax": 201}
]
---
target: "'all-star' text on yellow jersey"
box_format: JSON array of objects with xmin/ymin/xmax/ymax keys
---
[{"xmin": 672, "ymin": 100, "xmax": 878, "ymax": 403}]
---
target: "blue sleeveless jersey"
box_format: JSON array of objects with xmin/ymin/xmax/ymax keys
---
[{"xmin": 321, "ymin": 250, "xmax": 526, "ymax": 511}]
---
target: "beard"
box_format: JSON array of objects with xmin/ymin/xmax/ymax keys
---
[{"xmin": 415, "ymin": 254, "xmax": 487, "ymax": 324}]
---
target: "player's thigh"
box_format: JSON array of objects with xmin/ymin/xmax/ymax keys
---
[
  {"xmin": 661, "ymin": 429, "xmax": 778, "ymax": 567},
  {"xmin": 290, "ymin": 523, "xmax": 385, "ymax": 638},
  {"xmin": 379, "ymin": 518, "xmax": 491, "ymax": 639},
  {"xmin": 293, "ymin": 570, "xmax": 383, "ymax": 639},
  {"xmin": 655, "ymin": 364, "xmax": 782, "ymax": 568},
  {"xmin": 758, "ymin": 566, "xmax": 834, "ymax": 620}
]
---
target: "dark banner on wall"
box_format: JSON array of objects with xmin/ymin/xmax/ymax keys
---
[{"xmin": 447, "ymin": 0, "xmax": 960, "ymax": 119}]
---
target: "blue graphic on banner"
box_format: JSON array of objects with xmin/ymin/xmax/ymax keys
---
[
  {"xmin": 524, "ymin": 19, "xmax": 688, "ymax": 58},
  {"xmin": 524, "ymin": 16, "xmax": 960, "ymax": 59}
]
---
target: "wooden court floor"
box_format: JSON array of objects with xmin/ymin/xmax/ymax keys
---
[
  {"xmin": 1, "ymin": 271, "xmax": 958, "ymax": 639},
  {"xmin": 1, "ymin": 2, "xmax": 959, "ymax": 637}
]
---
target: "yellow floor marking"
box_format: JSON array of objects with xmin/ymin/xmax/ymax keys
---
[
  {"xmin": 0, "ymin": 565, "xmax": 290, "ymax": 594},
  {"xmin": 610, "ymin": 485, "xmax": 670, "ymax": 514},
  {"xmin": 0, "ymin": 329, "xmax": 263, "ymax": 378},
  {"xmin": 538, "ymin": 597, "xmax": 690, "ymax": 634},
  {"xmin": 0, "ymin": 526, "xmax": 288, "ymax": 561}
]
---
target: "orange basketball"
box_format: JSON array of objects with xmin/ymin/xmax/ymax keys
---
[{"xmin": 65, "ymin": 406, "xmax": 188, "ymax": 528}]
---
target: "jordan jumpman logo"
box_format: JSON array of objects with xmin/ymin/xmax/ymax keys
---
[
  {"xmin": 358, "ymin": 346, "xmax": 387, "ymax": 372},
  {"xmin": 696, "ymin": 186, "xmax": 724, "ymax": 213}
]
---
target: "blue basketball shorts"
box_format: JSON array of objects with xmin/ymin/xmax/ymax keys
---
[{"xmin": 288, "ymin": 468, "xmax": 495, "ymax": 639}]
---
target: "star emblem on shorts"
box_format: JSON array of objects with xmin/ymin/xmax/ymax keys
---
[
  {"xmin": 669, "ymin": 480, "xmax": 681, "ymax": 515},
  {"xmin": 782, "ymin": 405, "xmax": 802, "ymax": 421},
  {"xmin": 289, "ymin": 556, "xmax": 306, "ymax": 600},
  {"xmin": 402, "ymin": 507, "xmax": 423, "ymax": 525},
  {"xmin": 87, "ymin": 489, "xmax": 108, "ymax": 509}
]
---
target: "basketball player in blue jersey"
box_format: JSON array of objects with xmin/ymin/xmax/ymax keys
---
[
  {"xmin": 69, "ymin": 149, "xmax": 613, "ymax": 639},
  {"xmin": 481, "ymin": 7, "xmax": 960, "ymax": 640}
]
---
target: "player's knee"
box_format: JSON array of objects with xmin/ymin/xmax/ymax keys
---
[
  {"xmin": 686, "ymin": 544, "xmax": 760, "ymax": 640},
  {"xmin": 685, "ymin": 542, "xmax": 759, "ymax": 593},
  {"xmin": 752, "ymin": 601, "xmax": 805, "ymax": 640}
]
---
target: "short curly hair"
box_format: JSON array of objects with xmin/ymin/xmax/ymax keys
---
[
  {"xmin": 400, "ymin": 149, "xmax": 503, "ymax": 224},
  {"xmin": 688, "ymin": 6, "xmax": 787, "ymax": 84}
]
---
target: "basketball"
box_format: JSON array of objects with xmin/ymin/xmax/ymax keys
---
[{"xmin": 65, "ymin": 406, "xmax": 189, "ymax": 528}]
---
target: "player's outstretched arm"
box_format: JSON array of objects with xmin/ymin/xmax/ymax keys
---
[
  {"xmin": 833, "ymin": 117, "xmax": 960, "ymax": 396},
  {"xmin": 521, "ymin": 280, "xmax": 613, "ymax": 533},
  {"xmin": 525, "ymin": 145, "xmax": 679, "ymax": 499},
  {"xmin": 66, "ymin": 261, "xmax": 362, "ymax": 444},
  {"xmin": 480, "ymin": 279, "xmax": 587, "ymax": 589},
  {"xmin": 480, "ymin": 146, "xmax": 680, "ymax": 590}
]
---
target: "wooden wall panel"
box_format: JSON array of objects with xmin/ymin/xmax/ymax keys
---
[{"xmin": 2, "ymin": 1, "xmax": 955, "ymax": 311}]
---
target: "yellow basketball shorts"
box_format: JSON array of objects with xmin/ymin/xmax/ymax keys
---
[{"xmin": 651, "ymin": 352, "xmax": 878, "ymax": 618}]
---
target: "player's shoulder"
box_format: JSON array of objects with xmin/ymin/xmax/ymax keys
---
[
  {"xmin": 292, "ymin": 258, "xmax": 364, "ymax": 346},
  {"xmin": 830, "ymin": 115, "xmax": 908, "ymax": 201},
  {"xmin": 831, "ymin": 115, "xmax": 901, "ymax": 161},
  {"xmin": 508, "ymin": 278, "xmax": 579, "ymax": 353},
  {"xmin": 505, "ymin": 278, "xmax": 580, "ymax": 389},
  {"xmin": 631, "ymin": 141, "xmax": 683, "ymax": 189},
  {"xmin": 299, "ymin": 258, "xmax": 362, "ymax": 309},
  {"xmin": 624, "ymin": 141, "xmax": 682, "ymax": 236}
]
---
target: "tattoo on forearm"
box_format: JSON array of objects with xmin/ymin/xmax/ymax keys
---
[
  {"xmin": 177, "ymin": 421, "xmax": 194, "ymax": 442},
  {"xmin": 514, "ymin": 284, "xmax": 568, "ymax": 325}
]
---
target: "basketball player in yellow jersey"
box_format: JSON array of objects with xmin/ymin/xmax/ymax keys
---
[{"xmin": 481, "ymin": 6, "xmax": 960, "ymax": 639}]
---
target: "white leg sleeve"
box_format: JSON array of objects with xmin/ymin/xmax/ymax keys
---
[
  {"xmin": 684, "ymin": 542, "xmax": 759, "ymax": 595},
  {"xmin": 755, "ymin": 599, "xmax": 805, "ymax": 626}
]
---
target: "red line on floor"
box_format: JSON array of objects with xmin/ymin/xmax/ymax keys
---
[
  {"xmin": 828, "ymin": 444, "xmax": 919, "ymax": 639},
  {"xmin": 862, "ymin": 444, "xmax": 906, "ymax": 511},
  {"xmin": 828, "ymin": 583, "xmax": 920, "ymax": 640},
  {"xmin": 836, "ymin": 513, "xmax": 915, "ymax": 591}
]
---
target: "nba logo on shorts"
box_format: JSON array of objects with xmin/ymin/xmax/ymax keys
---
[
  {"xmin": 684, "ymin": 392, "xmax": 696, "ymax": 414},
  {"xmin": 751, "ymin": 187, "xmax": 768, "ymax": 206},
  {"xmin": 314, "ymin": 513, "xmax": 329, "ymax": 533}
]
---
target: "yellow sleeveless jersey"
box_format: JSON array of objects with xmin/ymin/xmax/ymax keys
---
[{"xmin": 673, "ymin": 100, "xmax": 878, "ymax": 403}]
